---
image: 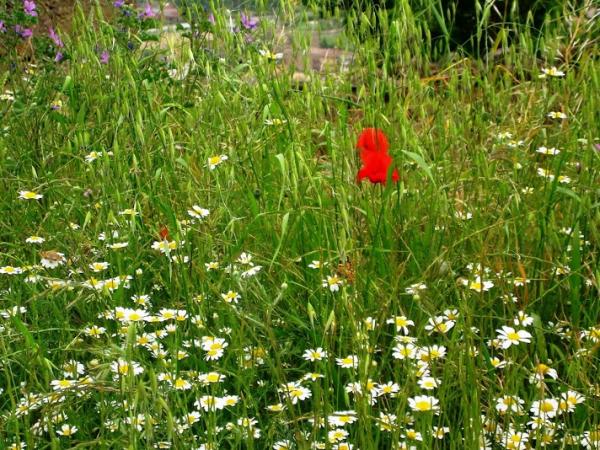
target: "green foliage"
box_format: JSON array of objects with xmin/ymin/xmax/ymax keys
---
[{"xmin": 303, "ymin": 0, "xmax": 591, "ymax": 58}]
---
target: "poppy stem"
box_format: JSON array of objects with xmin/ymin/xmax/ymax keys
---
[{"xmin": 362, "ymin": 185, "xmax": 387, "ymax": 302}]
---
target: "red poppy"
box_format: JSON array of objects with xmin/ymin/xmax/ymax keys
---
[
  {"xmin": 356, "ymin": 128, "xmax": 399, "ymax": 184},
  {"xmin": 159, "ymin": 226, "xmax": 169, "ymax": 240}
]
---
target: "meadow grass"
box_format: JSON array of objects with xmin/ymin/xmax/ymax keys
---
[{"xmin": 0, "ymin": 1, "xmax": 598, "ymax": 449}]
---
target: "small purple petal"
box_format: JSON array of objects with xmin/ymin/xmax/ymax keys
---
[
  {"xmin": 15, "ymin": 25, "xmax": 33, "ymax": 39},
  {"xmin": 48, "ymin": 27, "xmax": 64, "ymax": 48},
  {"xmin": 100, "ymin": 50, "xmax": 110, "ymax": 64},
  {"xmin": 138, "ymin": 3, "xmax": 156, "ymax": 19},
  {"xmin": 240, "ymin": 13, "xmax": 259, "ymax": 30},
  {"xmin": 0, "ymin": 21, "xmax": 6, "ymax": 33},
  {"xmin": 55, "ymin": 51, "xmax": 64, "ymax": 62},
  {"xmin": 23, "ymin": 0, "xmax": 38, "ymax": 17},
  {"xmin": 594, "ymin": 143, "xmax": 600, "ymax": 152},
  {"xmin": 113, "ymin": 0, "xmax": 124, "ymax": 7}
]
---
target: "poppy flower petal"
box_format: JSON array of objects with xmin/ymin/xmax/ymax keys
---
[
  {"xmin": 357, "ymin": 128, "xmax": 389, "ymax": 154},
  {"xmin": 356, "ymin": 128, "xmax": 399, "ymax": 184}
]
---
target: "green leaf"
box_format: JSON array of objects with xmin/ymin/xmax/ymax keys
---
[
  {"xmin": 10, "ymin": 315, "xmax": 39, "ymax": 352},
  {"xmin": 532, "ymin": 313, "xmax": 547, "ymax": 361},
  {"xmin": 556, "ymin": 186, "xmax": 581, "ymax": 203},
  {"xmin": 270, "ymin": 211, "xmax": 290, "ymax": 269},
  {"xmin": 140, "ymin": 33, "xmax": 160, "ymax": 42},
  {"xmin": 49, "ymin": 111, "xmax": 70, "ymax": 124},
  {"xmin": 402, "ymin": 149, "xmax": 436, "ymax": 186},
  {"xmin": 569, "ymin": 223, "xmax": 582, "ymax": 328}
]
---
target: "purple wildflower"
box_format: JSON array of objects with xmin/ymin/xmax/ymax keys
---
[
  {"xmin": 48, "ymin": 27, "xmax": 64, "ymax": 48},
  {"xmin": 100, "ymin": 50, "xmax": 110, "ymax": 64},
  {"xmin": 23, "ymin": 0, "xmax": 37, "ymax": 17},
  {"xmin": 0, "ymin": 21, "xmax": 6, "ymax": 33},
  {"xmin": 138, "ymin": 3, "xmax": 156, "ymax": 19},
  {"xmin": 14, "ymin": 25, "xmax": 33, "ymax": 39},
  {"xmin": 113, "ymin": 0, "xmax": 124, "ymax": 7},
  {"xmin": 240, "ymin": 13, "xmax": 259, "ymax": 30},
  {"xmin": 594, "ymin": 143, "xmax": 600, "ymax": 153},
  {"xmin": 55, "ymin": 52, "xmax": 64, "ymax": 62},
  {"xmin": 207, "ymin": 13, "xmax": 215, "ymax": 24}
]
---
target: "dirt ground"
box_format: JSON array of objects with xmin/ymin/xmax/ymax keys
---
[{"xmin": 33, "ymin": 0, "xmax": 116, "ymax": 31}]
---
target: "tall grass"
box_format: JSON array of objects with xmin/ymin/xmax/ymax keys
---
[{"xmin": 0, "ymin": 0, "xmax": 598, "ymax": 448}]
